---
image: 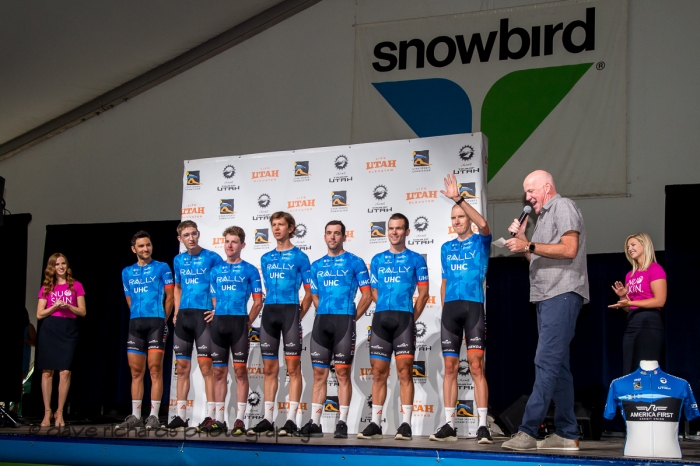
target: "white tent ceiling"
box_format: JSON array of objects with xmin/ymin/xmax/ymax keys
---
[{"xmin": 0, "ymin": 0, "xmax": 292, "ymax": 152}]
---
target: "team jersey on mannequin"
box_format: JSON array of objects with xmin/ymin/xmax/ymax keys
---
[{"xmin": 604, "ymin": 366, "xmax": 700, "ymax": 458}]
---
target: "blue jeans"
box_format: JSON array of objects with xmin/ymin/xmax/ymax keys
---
[{"xmin": 519, "ymin": 292, "xmax": 582, "ymax": 440}]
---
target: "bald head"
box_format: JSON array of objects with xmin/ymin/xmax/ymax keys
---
[{"xmin": 523, "ymin": 170, "xmax": 557, "ymax": 213}]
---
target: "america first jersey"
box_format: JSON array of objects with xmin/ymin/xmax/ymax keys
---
[
  {"xmin": 370, "ymin": 249, "xmax": 428, "ymax": 313},
  {"xmin": 441, "ymin": 233, "xmax": 492, "ymax": 303},
  {"xmin": 122, "ymin": 260, "xmax": 174, "ymax": 319},
  {"xmin": 260, "ymin": 247, "xmax": 311, "ymax": 305},
  {"xmin": 174, "ymin": 249, "xmax": 224, "ymax": 310},
  {"xmin": 310, "ymin": 252, "xmax": 370, "ymax": 316},
  {"xmin": 210, "ymin": 260, "xmax": 263, "ymax": 316},
  {"xmin": 604, "ymin": 368, "xmax": 700, "ymax": 458}
]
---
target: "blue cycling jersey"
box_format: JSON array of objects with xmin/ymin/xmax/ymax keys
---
[
  {"xmin": 310, "ymin": 251, "xmax": 370, "ymax": 316},
  {"xmin": 604, "ymin": 367, "xmax": 699, "ymax": 457},
  {"xmin": 122, "ymin": 260, "xmax": 174, "ymax": 319},
  {"xmin": 174, "ymin": 248, "xmax": 224, "ymax": 310},
  {"xmin": 441, "ymin": 233, "xmax": 491, "ymax": 303},
  {"xmin": 260, "ymin": 246, "xmax": 311, "ymax": 305},
  {"xmin": 210, "ymin": 260, "xmax": 263, "ymax": 316},
  {"xmin": 370, "ymin": 249, "xmax": 428, "ymax": 313}
]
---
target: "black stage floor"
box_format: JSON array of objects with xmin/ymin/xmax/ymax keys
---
[{"xmin": 2, "ymin": 423, "xmax": 700, "ymax": 464}]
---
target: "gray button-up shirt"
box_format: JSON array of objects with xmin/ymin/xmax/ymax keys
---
[{"xmin": 529, "ymin": 194, "xmax": 589, "ymax": 303}]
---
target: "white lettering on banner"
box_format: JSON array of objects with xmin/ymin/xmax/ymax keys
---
[{"xmin": 179, "ymin": 133, "xmax": 487, "ymax": 437}]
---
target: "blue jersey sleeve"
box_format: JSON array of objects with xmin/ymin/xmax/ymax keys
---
[
  {"xmin": 683, "ymin": 383, "xmax": 700, "ymax": 420},
  {"xmin": 440, "ymin": 243, "xmax": 448, "ymax": 280},
  {"xmin": 161, "ymin": 263, "xmax": 174, "ymax": 287},
  {"xmin": 122, "ymin": 268, "xmax": 130, "ymax": 297},
  {"xmin": 415, "ymin": 253, "xmax": 429, "ymax": 286},
  {"xmin": 248, "ymin": 263, "xmax": 263, "ymax": 298},
  {"xmin": 353, "ymin": 256, "xmax": 370, "ymax": 290},
  {"xmin": 309, "ymin": 261, "xmax": 320, "ymax": 296},
  {"xmin": 299, "ymin": 253, "xmax": 312, "ymax": 289},
  {"xmin": 173, "ymin": 255, "xmax": 181, "ymax": 284},
  {"xmin": 603, "ymin": 380, "xmax": 619, "ymax": 420},
  {"xmin": 370, "ymin": 256, "xmax": 379, "ymax": 290}
]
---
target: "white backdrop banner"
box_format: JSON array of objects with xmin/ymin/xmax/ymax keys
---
[
  {"xmin": 173, "ymin": 133, "xmax": 487, "ymax": 436},
  {"xmin": 352, "ymin": 0, "xmax": 627, "ymax": 201}
]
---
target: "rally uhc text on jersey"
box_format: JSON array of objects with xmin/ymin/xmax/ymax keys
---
[
  {"xmin": 441, "ymin": 234, "xmax": 492, "ymax": 304},
  {"xmin": 370, "ymin": 249, "xmax": 428, "ymax": 313},
  {"xmin": 310, "ymin": 252, "xmax": 370, "ymax": 315},
  {"xmin": 174, "ymin": 249, "xmax": 225, "ymax": 310},
  {"xmin": 122, "ymin": 261, "xmax": 174, "ymax": 319},
  {"xmin": 210, "ymin": 261, "xmax": 263, "ymax": 316},
  {"xmin": 604, "ymin": 368, "xmax": 700, "ymax": 423},
  {"xmin": 261, "ymin": 247, "xmax": 311, "ymax": 305}
]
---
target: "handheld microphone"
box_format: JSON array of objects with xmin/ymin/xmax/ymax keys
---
[{"xmin": 510, "ymin": 205, "xmax": 532, "ymax": 236}]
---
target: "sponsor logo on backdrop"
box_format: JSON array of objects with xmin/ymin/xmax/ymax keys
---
[
  {"xmin": 345, "ymin": 230, "xmax": 355, "ymax": 242},
  {"xmin": 253, "ymin": 194, "xmax": 272, "ymax": 221},
  {"xmin": 287, "ymin": 197, "xmax": 316, "ymax": 212},
  {"xmin": 251, "ymin": 167, "xmax": 279, "ymax": 182},
  {"xmin": 181, "ymin": 204, "xmax": 205, "ymax": 219},
  {"xmin": 406, "ymin": 187, "xmax": 438, "ymax": 204},
  {"xmin": 294, "ymin": 161, "xmax": 311, "ymax": 182},
  {"xmin": 248, "ymin": 326, "xmax": 260, "ymax": 343},
  {"xmin": 294, "ymin": 223, "xmax": 311, "ymax": 251},
  {"xmin": 454, "ymin": 145, "xmax": 481, "ymax": 174},
  {"xmin": 365, "ymin": 325, "xmax": 372, "ymax": 347},
  {"xmin": 278, "ymin": 401, "xmax": 308, "ymax": 414},
  {"xmin": 368, "ymin": 185, "xmax": 392, "ymax": 213},
  {"xmin": 412, "ymin": 361, "xmax": 428, "ymax": 383},
  {"xmin": 327, "ymin": 363, "xmax": 339, "ymax": 388},
  {"xmin": 360, "ymin": 394, "xmax": 385, "ymax": 424},
  {"xmin": 412, "ymin": 150, "xmax": 431, "ymax": 173},
  {"xmin": 409, "ymin": 215, "xmax": 433, "ymax": 246},
  {"xmin": 331, "ymin": 190, "xmax": 349, "ymax": 212},
  {"xmin": 359, "ymin": 367, "xmax": 373, "ymax": 381},
  {"xmin": 246, "ymin": 389, "xmax": 264, "ymax": 420},
  {"xmin": 366, "ymin": 157, "xmax": 396, "ymax": 173},
  {"xmin": 412, "ymin": 400, "xmax": 435, "ymax": 417},
  {"xmin": 369, "ymin": 221, "xmax": 387, "ymax": 244},
  {"xmin": 458, "ymin": 181, "xmax": 479, "ymax": 206},
  {"xmin": 330, "ymin": 155, "xmax": 353, "ymax": 183},
  {"xmin": 253, "ymin": 229, "xmax": 271, "ymax": 250},
  {"xmin": 185, "ymin": 171, "xmax": 201, "ymax": 190},
  {"xmin": 458, "ymin": 359, "xmax": 474, "ymax": 390},
  {"xmin": 218, "ymin": 165, "xmax": 240, "ymax": 191},
  {"xmin": 323, "ymin": 396, "xmax": 340, "ymax": 417},
  {"xmin": 212, "ymin": 237, "xmax": 224, "ymax": 249},
  {"xmin": 415, "ymin": 321, "xmax": 431, "ymax": 352},
  {"xmin": 219, "ymin": 199, "xmax": 235, "ymax": 216},
  {"xmin": 456, "ymin": 400, "xmax": 476, "ymax": 418}
]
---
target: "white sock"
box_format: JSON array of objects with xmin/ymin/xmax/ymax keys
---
[
  {"xmin": 264, "ymin": 402, "xmax": 274, "ymax": 423},
  {"xmin": 402, "ymin": 405, "xmax": 413, "ymax": 425},
  {"xmin": 445, "ymin": 407, "xmax": 456, "ymax": 428},
  {"xmin": 478, "ymin": 408, "xmax": 488, "ymax": 428},
  {"xmin": 150, "ymin": 401, "xmax": 161, "ymax": 417},
  {"xmin": 237, "ymin": 402, "xmax": 246, "ymax": 422},
  {"xmin": 288, "ymin": 401, "xmax": 299, "ymax": 421},
  {"xmin": 132, "ymin": 400, "xmax": 142, "ymax": 418},
  {"xmin": 215, "ymin": 402, "xmax": 225, "ymax": 422},
  {"xmin": 311, "ymin": 403, "xmax": 323, "ymax": 425},
  {"xmin": 207, "ymin": 402, "xmax": 216, "ymax": 419},
  {"xmin": 371, "ymin": 405, "xmax": 383, "ymax": 425},
  {"xmin": 177, "ymin": 400, "xmax": 187, "ymax": 421},
  {"xmin": 339, "ymin": 405, "xmax": 349, "ymax": 423}
]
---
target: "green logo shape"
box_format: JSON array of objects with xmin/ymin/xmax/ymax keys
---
[{"xmin": 482, "ymin": 63, "xmax": 593, "ymax": 181}]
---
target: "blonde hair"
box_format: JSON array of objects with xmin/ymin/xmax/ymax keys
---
[{"xmin": 624, "ymin": 232, "xmax": 657, "ymax": 273}]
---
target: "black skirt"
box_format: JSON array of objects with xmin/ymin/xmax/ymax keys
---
[{"xmin": 36, "ymin": 315, "xmax": 79, "ymax": 371}]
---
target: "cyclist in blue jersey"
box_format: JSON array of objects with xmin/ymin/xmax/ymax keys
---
[
  {"xmin": 358, "ymin": 213, "xmax": 429, "ymax": 441},
  {"xmin": 117, "ymin": 231, "xmax": 174, "ymax": 431},
  {"xmin": 429, "ymin": 174, "xmax": 492, "ymax": 444},
  {"xmin": 298, "ymin": 221, "xmax": 372, "ymax": 439},
  {"xmin": 201, "ymin": 226, "xmax": 263, "ymax": 435},
  {"xmin": 247, "ymin": 212, "xmax": 312, "ymax": 437},
  {"xmin": 168, "ymin": 220, "xmax": 225, "ymax": 431}
]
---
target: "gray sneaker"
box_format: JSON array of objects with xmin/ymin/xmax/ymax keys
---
[
  {"xmin": 116, "ymin": 415, "xmax": 144, "ymax": 429},
  {"xmin": 537, "ymin": 433, "xmax": 580, "ymax": 451},
  {"xmin": 501, "ymin": 431, "xmax": 537, "ymax": 451},
  {"xmin": 144, "ymin": 415, "xmax": 161, "ymax": 430}
]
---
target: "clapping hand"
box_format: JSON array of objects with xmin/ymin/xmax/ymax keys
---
[{"xmin": 611, "ymin": 281, "xmax": 628, "ymax": 297}]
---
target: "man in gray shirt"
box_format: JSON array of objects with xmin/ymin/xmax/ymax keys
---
[{"xmin": 502, "ymin": 170, "xmax": 589, "ymax": 451}]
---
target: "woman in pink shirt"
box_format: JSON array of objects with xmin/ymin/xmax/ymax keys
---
[
  {"xmin": 609, "ymin": 233, "xmax": 667, "ymax": 374},
  {"xmin": 36, "ymin": 253, "xmax": 86, "ymax": 427}
]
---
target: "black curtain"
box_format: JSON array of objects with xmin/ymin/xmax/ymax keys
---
[
  {"xmin": 26, "ymin": 220, "xmax": 179, "ymax": 420},
  {"xmin": 486, "ymin": 251, "xmax": 665, "ymax": 435},
  {"xmin": 0, "ymin": 213, "xmax": 31, "ymax": 402},
  {"xmin": 665, "ymin": 184, "xmax": 700, "ymax": 431}
]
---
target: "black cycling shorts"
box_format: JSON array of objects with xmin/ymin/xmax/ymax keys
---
[
  {"xmin": 211, "ymin": 315, "xmax": 249, "ymax": 367},
  {"xmin": 369, "ymin": 311, "xmax": 414, "ymax": 362},
  {"xmin": 173, "ymin": 309, "xmax": 212, "ymax": 360},
  {"xmin": 441, "ymin": 300, "xmax": 485, "ymax": 357},
  {"xmin": 310, "ymin": 314, "xmax": 355, "ymax": 368},
  {"xmin": 260, "ymin": 304, "xmax": 302, "ymax": 360},
  {"xmin": 127, "ymin": 317, "xmax": 167, "ymax": 356}
]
